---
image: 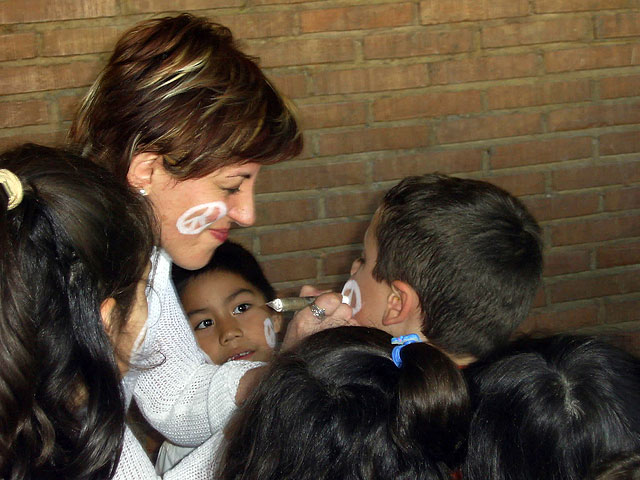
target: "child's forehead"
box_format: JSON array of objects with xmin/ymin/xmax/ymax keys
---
[{"xmin": 187, "ymin": 269, "xmax": 265, "ymax": 298}]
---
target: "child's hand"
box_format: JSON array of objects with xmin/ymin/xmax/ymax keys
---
[{"xmin": 281, "ymin": 292, "xmax": 356, "ymax": 350}]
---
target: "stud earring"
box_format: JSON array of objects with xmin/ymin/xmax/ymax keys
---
[{"xmin": 139, "ymin": 188, "xmax": 148, "ymax": 196}]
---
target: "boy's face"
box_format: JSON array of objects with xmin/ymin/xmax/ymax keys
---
[
  {"xmin": 343, "ymin": 210, "xmax": 392, "ymax": 331},
  {"xmin": 180, "ymin": 270, "xmax": 282, "ymax": 365}
]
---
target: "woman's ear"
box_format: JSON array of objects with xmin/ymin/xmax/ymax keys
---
[
  {"xmin": 382, "ymin": 280, "xmax": 421, "ymax": 328},
  {"xmin": 126, "ymin": 152, "xmax": 162, "ymax": 194},
  {"xmin": 100, "ymin": 297, "xmax": 117, "ymax": 338}
]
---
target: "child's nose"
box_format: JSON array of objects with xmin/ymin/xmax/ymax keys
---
[{"xmin": 219, "ymin": 321, "xmax": 243, "ymax": 345}]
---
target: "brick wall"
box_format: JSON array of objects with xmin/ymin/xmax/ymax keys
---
[{"xmin": 1, "ymin": 0, "xmax": 639, "ymax": 340}]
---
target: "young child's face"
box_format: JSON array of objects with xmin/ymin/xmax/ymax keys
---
[
  {"xmin": 342, "ymin": 210, "xmax": 393, "ymax": 332},
  {"xmin": 180, "ymin": 270, "xmax": 282, "ymax": 365}
]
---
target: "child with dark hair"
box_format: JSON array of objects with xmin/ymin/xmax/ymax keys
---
[
  {"xmin": 463, "ymin": 335, "xmax": 640, "ymax": 480},
  {"xmin": 216, "ymin": 326, "xmax": 470, "ymax": 480},
  {"xmin": 0, "ymin": 144, "xmax": 156, "ymax": 479},
  {"xmin": 342, "ymin": 173, "xmax": 543, "ymax": 365},
  {"xmin": 155, "ymin": 241, "xmax": 282, "ymax": 473}
]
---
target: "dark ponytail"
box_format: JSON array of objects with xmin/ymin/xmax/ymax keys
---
[
  {"xmin": 0, "ymin": 144, "xmax": 154, "ymax": 480},
  {"xmin": 217, "ymin": 326, "xmax": 469, "ymax": 480}
]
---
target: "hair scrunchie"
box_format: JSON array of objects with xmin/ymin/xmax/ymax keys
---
[
  {"xmin": 0, "ymin": 169, "xmax": 23, "ymax": 210},
  {"xmin": 391, "ymin": 334, "xmax": 421, "ymax": 368}
]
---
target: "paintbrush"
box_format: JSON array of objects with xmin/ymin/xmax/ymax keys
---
[{"xmin": 266, "ymin": 295, "xmax": 350, "ymax": 313}]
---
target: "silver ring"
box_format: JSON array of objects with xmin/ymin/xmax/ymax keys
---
[{"xmin": 309, "ymin": 302, "xmax": 326, "ymax": 320}]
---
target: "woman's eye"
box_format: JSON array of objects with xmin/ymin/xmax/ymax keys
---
[
  {"xmin": 232, "ymin": 303, "xmax": 251, "ymax": 315},
  {"xmin": 223, "ymin": 186, "xmax": 241, "ymax": 195},
  {"xmin": 195, "ymin": 318, "xmax": 214, "ymax": 330}
]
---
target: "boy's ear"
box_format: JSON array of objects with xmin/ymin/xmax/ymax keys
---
[
  {"xmin": 100, "ymin": 297, "xmax": 118, "ymax": 338},
  {"xmin": 382, "ymin": 280, "xmax": 420, "ymax": 327},
  {"xmin": 126, "ymin": 152, "xmax": 163, "ymax": 193}
]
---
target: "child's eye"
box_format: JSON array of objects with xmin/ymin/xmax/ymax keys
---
[
  {"xmin": 195, "ymin": 318, "xmax": 214, "ymax": 330},
  {"xmin": 232, "ymin": 303, "xmax": 251, "ymax": 315}
]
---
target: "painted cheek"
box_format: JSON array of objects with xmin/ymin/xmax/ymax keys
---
[
  {"xmin": 176, "ymin": 202, "xmax": 228, "ymax": 235},
  {"xmin": 263, "ymin": 317, "xmax": 276, "ymax": 349},
  {"xmin": 341, "ymin": 279, "xmax": 362, "ymax": 315}
]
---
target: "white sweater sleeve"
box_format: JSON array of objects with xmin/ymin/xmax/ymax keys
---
[
  {"xmin": 123, "ymin": 249, "xmax": 256, "ymax": 446},
  {"xmin": 115, "ymin": 426, "xmax": 224, "ymax": 479}
]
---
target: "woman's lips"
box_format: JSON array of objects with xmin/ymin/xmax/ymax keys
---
[
  {"xmin": 209, "ymin": 228, "xmax": 229, "ymax": 243},
  {"xmin": 226, "ymin": 350, "xmax": 254, "ymax": 362}
]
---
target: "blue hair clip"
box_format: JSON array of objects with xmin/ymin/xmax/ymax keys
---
[{"xmin": 391, "ymin": 334, "xmax": 421, "ymax": 368}]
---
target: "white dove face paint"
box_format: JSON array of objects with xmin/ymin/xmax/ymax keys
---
[
  {"xmin": 176, "ymin": 201, "xmax": 228, "ymax": 235},
  {"xmin": 341, "ymin": 279, "xmax": 362, "ymax": 315},
  {"xmin": 264, "ymin": 317, "xmax": 277, "ymax": 349}
]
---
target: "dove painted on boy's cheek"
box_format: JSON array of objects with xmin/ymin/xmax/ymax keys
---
[
  {"xmin": 264, "ymin": 318, "xmax": 276, "ymax": 349},
  {"xmin": 176, "ymin": 202, "xmax": 228, "ymax": 235},
  {"xmin": 341, "ymin": 279, "xmax": 362, "ymax": 315}
]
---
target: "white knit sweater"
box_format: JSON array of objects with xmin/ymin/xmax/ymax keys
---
[{"xmin": 114, "ymin": 249, "xmax": 256, "ymax": 478}]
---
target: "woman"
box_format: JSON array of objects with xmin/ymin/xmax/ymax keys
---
[{"xmin": 69, "ymin": 13, "xmax": 353, "ymax": 476}]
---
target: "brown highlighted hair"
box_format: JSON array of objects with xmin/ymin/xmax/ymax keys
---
[{"xmin": 69, "ymin": 13, "xmax": 303, "ymax": 183}]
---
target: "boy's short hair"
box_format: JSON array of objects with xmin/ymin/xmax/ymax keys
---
[
  {"xmin": 172, "ymin": 241, "xmax": 275, "ymax": 302},
  {"xmin": 374, "ymin": 174, "xmax": 543, "ymax": 358},
  {"xmin": 69, "ymin": 13, "xmax": 302, "ymax": 183}
]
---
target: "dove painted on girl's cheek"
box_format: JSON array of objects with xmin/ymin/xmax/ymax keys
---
[{"xmin": 176, "ymin": 202, "xmax": 228, "ymax": 235}]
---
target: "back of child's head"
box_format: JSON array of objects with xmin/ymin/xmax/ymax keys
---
[
  {"xmin": 172, "ymin": 240, "xmax": 275, "ymax": 301},
  {"xmin": 590, "ymin": 451, "xmax": 640, "ymax": 480},
  {"xmin": 217, "ymin": 326, "xmax": 470, "ymax": 480},
  {"xmin": 463, "ymin": 335, "xmax": 640, "ymax": 480},
  {"xmin": 374, "ymin": 173, "xmax": 543, "ymax": 358},
  {"xmin": 0, "ymin": 144, "xmax": 154, "ymax": 480}
]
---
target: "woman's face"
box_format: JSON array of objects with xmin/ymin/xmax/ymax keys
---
[{"xmin": 148, "ymin": 162, "xmax": 262, "ymax": 270}]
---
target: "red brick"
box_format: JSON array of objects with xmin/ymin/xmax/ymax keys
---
[
  {"xmin": 545, "ymin": 44, "xmax": 640, "ymax": 73},
  {"xmin": 0, "ymin": 62, "xmax": 102, "ymax": 95},
  {"xmin": 260, "ymin": 221, "xmax": 369, "ymax": 255},
  {"xmin": 257, "ymin": 162, "xmax": 366, "ymax": 194},
  {"xmin": 436, "ymin": 112, "xmax": 541, "ymax": 144},
  {"xmin": 324, "ymin": 249, "xmax": 362, "ymax": 277},
  {"xmin": 373, "ymin": 149, "xmax": 483, "ymax": 181},
  {"xmin": 543, "ymin": 248, "xmax": 592, "ymax": 277},
  {"xmin": 600, "ymin": 131, "xmax": 640, "ymax": 156},
  {"xmin": 548, "ymin": 103, "xmax": 640, "ymax": 132},
  {"xmin": 0, "ymin": 130, "xmax": 67, "ymax": 150},
  {"xmin": 552, "ymin": 162, "xmax": 640, "ymax": 191},
  {"xmin": 254, "ymin": 197, "xmax": 318, "ymax": 227},
  {"xmin": 123, "ymin": 0, "xmax": 242, "ymax": 13},
  {"xmin": 214, "ymin": 12, "xmax": 295, "ymax": 39},
  {"xmin": 605, "ymin": 299, "xmax": 640, "ymax": 324},
  {"xmin": 419, "ymin": 0, "xmax": 529, "ymax": 25},
  {"xmin": 551, "ymin": 215, "xmax": 640, "ymax": 246},
  {"xmin": 252, "ymin": 0, "xmax": 309, "ymax": 4},
  {"xmin": 604, "ymin": 186, "xmax": 640, "ymax": 211},
  {"xmin": 597, "ymin": 241, "xmax": 640, "ymax": 268},
  {"xmin": 317, "ymin": 126, "xmax": 430, "ymax": 156},
  {"xmin": 487, "ymin": 80, "xmax": 591, "ymax": 110},
  {"xmin": 549, "ymin": 269, "xmax": 640, "ymax": 303},
  {"xmin": 300, "ymin": 3, "xmax": 414, "ymax": 33},
  {"xmin": 261, "ymin": 256, "xmax": 317, "ymax": 283},
  {"xmin": 535, "ymin": 0, "xmax": 633, "ymax": 13},
  {"xmin": 373, "ymin": 90, "xmax": 482, "ymax": 121},
  {"xmin": 528, "ymin": 304, "xmax": 600, "ymax": 332},
  {"xmin": 0, "ymin": 33, "xmax": 36, "ymax": 61},
  {"xmin": 600, "ymin": 75, "xmax": 640, "ymax": 99},
  {"xmin": 0, "ymin": 0, "xmax": 117, "ymax": 23},
  {"xmin": 0, "ymin": 100, "xmax": 49, "ymax": 128},
  {"xmin": 325, "ymin": 190, "xmax": 384, "ymax": 218},
  {"xmin": 248, "ymin": 38, "xmax": 355, "ymax": 68},
  {"xmin": 313, "ymin": 64, "xmax": 428, "ymax": 95},
  {"xmin": 597, "ymin": 12, "xmax": 640, "ymax": 38},
  {"xmin": 431, "ymin": 53, "xmax": 538, "ymax": 85},
  {"xmin": 57, "ymin": 95, "xmax": 83, "ymax": 122},
  {"xmin": 482, "ymin": 17, "xmax": 591, "ymax": 48},
  {"xmin": 532, "ymin": 287, "xmax": 546, "ymax": 309},
  {"xmin": 267, "ymin": 73, "xmax": 308, "ymax": 99},
  {"xmin": 489, "ymin": 137, "xmax": 592, "ymax": 169},
  {"xmin": 363, "ymin": 28, "xmax": 474, "ymax": 59},
  {"xmin": 484, "ymin": 172, "xmax": 546, "ymax": 196},
  {"xmin": 523, "ymin": 192, "xmax": 600, "ymax": 222},
  {"xmin": 42, "ymin": 26, "xmax": 122, "ymax": 57},
  {"xmin": 298, "ymin": 102, "xmax": 367, "ymax": 130}
]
